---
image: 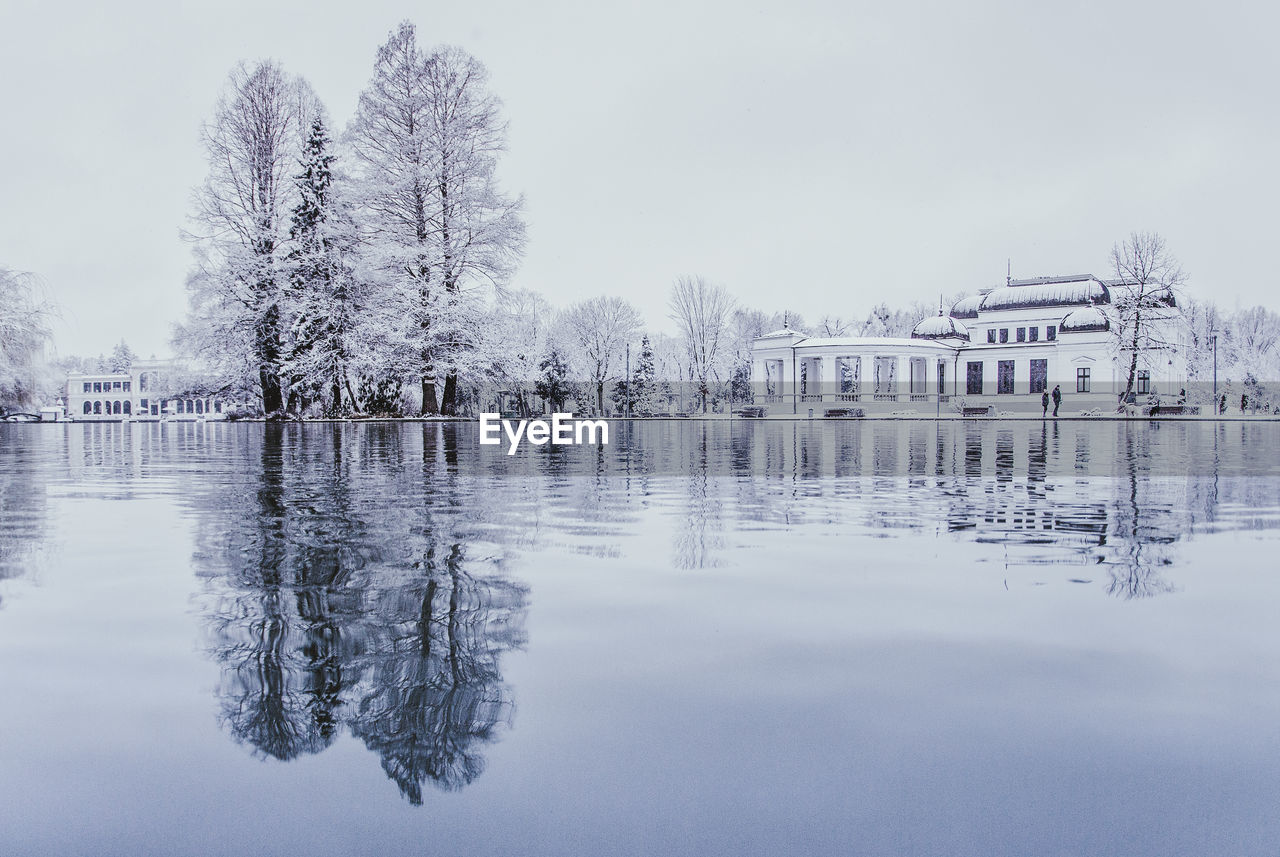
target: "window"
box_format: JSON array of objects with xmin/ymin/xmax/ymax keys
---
[
  {"xmin": 1046, "ymin": 325, "xmax": 1056, "ymax": 341},
  {"xmin": 113, "ymin": 381, "xmax": 122, "ymax": 391},
  {"xmin": 987, "ymin": 329, "xmax": 997, "ymax": 344},
  {"xmin": 93, "ymin": 401, "xmax": 102, "ymax": 414},
  {"xmin": 966, "ymin": 361, "xmax": 984, "ymax": 395},
  {"xmin": 1077, "ymin": 368, "xmax": 1091, "ymax": 393},
  {"xmin": 1137, "ymin": 371, "xmax": 1150, "ymax": 394},
  {"xmin": 999, "ymin": 329, "xmax": 1009, "ymax": 343},
  {"xmin": 93, "ymin": 382, "xmax": 102, "ymax": 393},
  {"xmin": 1016, "ymin": 327, "xmax": 1026, "ymax": 343},
  {"xmin": 214, "ymin": 401, "xmax": 222, "ymax": 413},
  {"xmin": 195, "ymin": 400, "xmax": 204, "ymax": 415},
  {"xmin": 123, "ymin": 381, "xmax": 131, "ymax": 392},
  {"xmin": 1030, "ymin": 359, "xmax": 1048, "ymax": 394},
  {"xmin": 83, "ymin": 382, "xmax": 91, "ymax": 393},
  {"xmin": 113, "ymin": 401, "xmax": 122, "ymax": 414},
  {"xmin": 1028, "ymin": 327, "xmax": 1039, "ymax": 342},
  {"xmin": 151, "ymin": 404, "xmax": 159, "ymax": 416},
  {"xmin": 998, "ymin": 360, "xmax": 1015, "ymax": 394},
  {"xmin": 140, "ymin": 399, "xmax": 148, "ymax": 411},
  {"xmin": 83, "ymin": 401, "xmax": 92, "ymax": 414},
  {"xmin": 123, "ymin": 401, "xmax": 131, "ymax": 415}
]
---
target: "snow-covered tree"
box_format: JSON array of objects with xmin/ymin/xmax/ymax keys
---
[
  {"xmin": 669, "ymin": 276, "xmax": 734, "ymax": 413},
  {"xmin": 560, "ymin": 296, "xmax": 642, "ymax": 415},
  {"xmin": 185, "ymin": 61, "xmax": 321, "ymax": 415},
  {"xmin": 107, "ymin": 340, "xmax": 136, "ymax": 374},
  {"xmin": 534, "ymin": 347, "xmax": 572, "ymax": 413},
  {"xmin": 1109, "ymin": 232, "xmax": 1187, "ymax": 399},
  {"xmin": 628, "ymin": 335, "xmax": 660, "ymax": 415},
  {"xmin": 347, "ymin": 22, "xmax": 525, "ymax": 416},
  {"xmin": 281, "ymin": 117, "xmax": 365, "ymax": 416},
  {"xmin": 0, "ymin": 268, "xmax": 55, "ymax": 411}
]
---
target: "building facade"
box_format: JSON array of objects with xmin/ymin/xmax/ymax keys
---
[
  {"xmin": 752, "ymin": 274, "xmax": 1189, "ymax": 414},
  {"xmin": 65, "ymin": 359, "xmax": 233, "ymax": 422}
]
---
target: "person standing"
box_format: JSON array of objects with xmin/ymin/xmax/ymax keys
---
[
  {"xmin": 1220, "ymin": 394, "xmax": 1227, "ymax": 415},
  {"xmin": 1041, "ymin": 389, "xmax": 1050, "ymax": 418},
  {"xmin": 1051, "ymin": 384, "xmax": 1062, "ymax": 417}
]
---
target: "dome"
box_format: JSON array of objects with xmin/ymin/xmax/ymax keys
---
[
  {"xmin": 949, "ymin": 295, "xmax": 984, "ymax": 319},
  {"xmin": 1059, "ymin": 305, "xmax": 1110, "ymax": 333},
  {"xmin": 912, "ymin": 313, "xmax": 970, "ymax": 341}
]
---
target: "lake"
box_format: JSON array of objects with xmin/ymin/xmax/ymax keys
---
[{"xmin": 2, "ymin": 419, "xmax": 1279, "ymax": 856}]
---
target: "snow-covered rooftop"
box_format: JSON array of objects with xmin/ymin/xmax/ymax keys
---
[
  {"xmin": 912, "ymin": 313, "xmax": 970, "ymax": 341},
  {"xmin": 1059, "ymin": 305, "xmax": 1110, "ymax": 333},
  {"xmin": 949, "ymin": 295, "xmax": 984, "ymax": 319},
  {"xmin": 979, "ymin": 276, "xmax": 1110, "ymax": 312}
]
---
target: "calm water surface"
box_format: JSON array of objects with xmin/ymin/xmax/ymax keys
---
[{"xmin": 2, "ymin": 420, "xmax": 1280, "ymax": 856}]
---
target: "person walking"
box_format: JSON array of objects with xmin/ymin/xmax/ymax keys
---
[
  {"xmin": 1051, "ymin": 384, "xmax": 1062, "ymax": 418},
  {"xmin": 1220, "ymin": 394, "xmax": 1227, "ymax": 415},
  {"xmin": 1041, "ymin": 389, "xmax": 1049, "ymax": 418}
]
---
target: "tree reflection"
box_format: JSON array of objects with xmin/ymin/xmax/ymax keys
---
[{"xmin": 195, "ymin": 424, "xmax": 527, "ymax": 801}]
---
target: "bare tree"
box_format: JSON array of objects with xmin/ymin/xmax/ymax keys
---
[
  {"xmin": 186, "ymin": 61, "xmax": 320, "ymax": 415},
  {"xmin": 347, "ymin": 23, "xmax": 525, "ymax": 415},
  {"xmin": 669, "ymin": 276, "xmax": 735, "ymax": 412},
  {"xmin": 1109, "ymin": 232, "xmax": 1187, "ymax": 399},
  {"xmin": 0, "ymin": 268, "xmax": 55, "ymax": 411},
  {"xmin": 818, "ymin": 315, "xmax": 851, "ymax": 336},
  {"xmin": 561, "ymin": 296, "xmax": 642, "ymax": 415}
]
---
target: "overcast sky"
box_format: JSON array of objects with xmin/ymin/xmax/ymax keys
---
[{"xmin": 1, "ymin": 0, "xmax": 1275, "ymax": 359}]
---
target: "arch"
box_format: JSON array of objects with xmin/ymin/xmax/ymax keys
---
[
  {"xmin": 93, "ymin": 401, "xmax": 102, "ymax": 414},
  {"xmin": 113, "ymin": 401, "xmax": 122, "ymax": 415},
  {"xmin": 195, "ymin": 399, "xmax": 204, "ymax": 415},
  {"xmin": 83, "ymin": 401, "xmax": 92, "ymax": 415},
  {"xmin": 123, "ymin": 401, "xmax": 131, "ymax": 415}
]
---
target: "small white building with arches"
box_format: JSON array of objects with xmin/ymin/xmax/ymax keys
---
[{"xmin": 65, "ymin": 359, "xmax": 233, "ymax": 421}]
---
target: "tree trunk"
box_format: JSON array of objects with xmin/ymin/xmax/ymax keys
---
[
  {"xmin": 441, "ymin": 372, "xmax": 459, "ymax": 416},
  {"xmin": 596, "ymin": 381, "xmax": 605, "ymax": 416},
  {"xmin": 421, "ymin": 377, "xmax": 439, "ymax": 416}
]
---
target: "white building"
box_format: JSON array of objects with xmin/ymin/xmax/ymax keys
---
[
  {"xmin": 752, "ymin": 274, "xmax": 1189, "ymax": 414},
  {"xmin": 65, "ymin": 359, "xmax": 233, "ymax": 421}
]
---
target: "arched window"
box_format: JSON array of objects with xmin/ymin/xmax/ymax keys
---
[
  {"xmin": 113, "ymin": 401, "xmax": 122, "ymax": 414},
  {"xmin": 195, "ymin": 400, "xmax": 204, "ymax": 415},
  {"xmin": 93, "ymin": 401, "xmax": 101, "ymax": 414},
  {"xmin": 214, "ymin": 401, "xmax": 222, "ymax": 413},
  {"xmin": 83, "ymin": 401, "xmax": 92, "ymax": 414},
  {"xmin": 123, "ymin": 401, "xmax": 131, "ymax": 415},
  {"xmin": 174, "ymin": 400, "xmax": 183, "ymax": 414}
]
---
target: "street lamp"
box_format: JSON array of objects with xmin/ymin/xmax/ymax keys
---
[{"xmin": 1212, "ymin": 333, "xmax": 1218, "ymax": 408}]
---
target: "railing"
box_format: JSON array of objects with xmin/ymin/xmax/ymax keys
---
[
  {"xmin": 873, "ymin": 393, "xmax": 898, "ymax": 401},
  {"xmin": 909, "ymin": 394, "xmax": 929, "ymax": 402},
  {"xmin": 834, "ymin": 393, "xmax": 861, "ymax": 402}
]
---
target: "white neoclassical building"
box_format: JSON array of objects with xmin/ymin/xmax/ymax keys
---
[
  {"xmin": 752, "ymin": 274, "xmax": 1189, "ymax": 415},
  {"xmin": 65, "ymin": 359, "xmax": 234, "ymax": 422}
]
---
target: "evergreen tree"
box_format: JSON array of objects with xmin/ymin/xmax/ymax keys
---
[
  {"xmin": 283, "ymin": 117, "xmax": 360, "ymax": 416},
  {"xmin": 630, "ymin": 335, "xmax": 658, "ymax": 415},
  {"xmin": 534, "ymin": 348, "xmax": 571, "ymax": 412}
]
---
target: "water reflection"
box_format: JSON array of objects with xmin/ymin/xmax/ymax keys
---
[
  {"xmin": 6, "ymin": 419, "xmax": 1280, "ymax": 805},
  {"xmin": 194, "ymin": 425, "xmax": 528, "ymax": 803}
]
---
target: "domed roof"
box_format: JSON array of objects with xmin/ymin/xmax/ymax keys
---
[
  {"xmin": 912, "ymin": 313, "xmax": 970, "ymax": 341},
  {"xmin": 1059, "ymin": 305, "xmax": 1110, "ymax": 333},
  {"xmin": 949, "ymin": 295, "xmax": 984, "ymax": 319}
]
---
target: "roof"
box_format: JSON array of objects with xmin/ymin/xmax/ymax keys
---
[
  {"xmin": 949, "ymin": 295, "xmax": 984, "ymax": 319},
  {"xmin": 757, "ymin": 327, "xmax": 805, "ymax": 339},
  {"xmin": 1059, "ymin": 305, "xmax": 1110, "ymax": 333},
  {"xmin": 979, "ymin": 275, "xmax": 1110, "ymax": 312},
  {"xmin": 912, "ymin": 313, "xmax": 970, "ymax": 341}
]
